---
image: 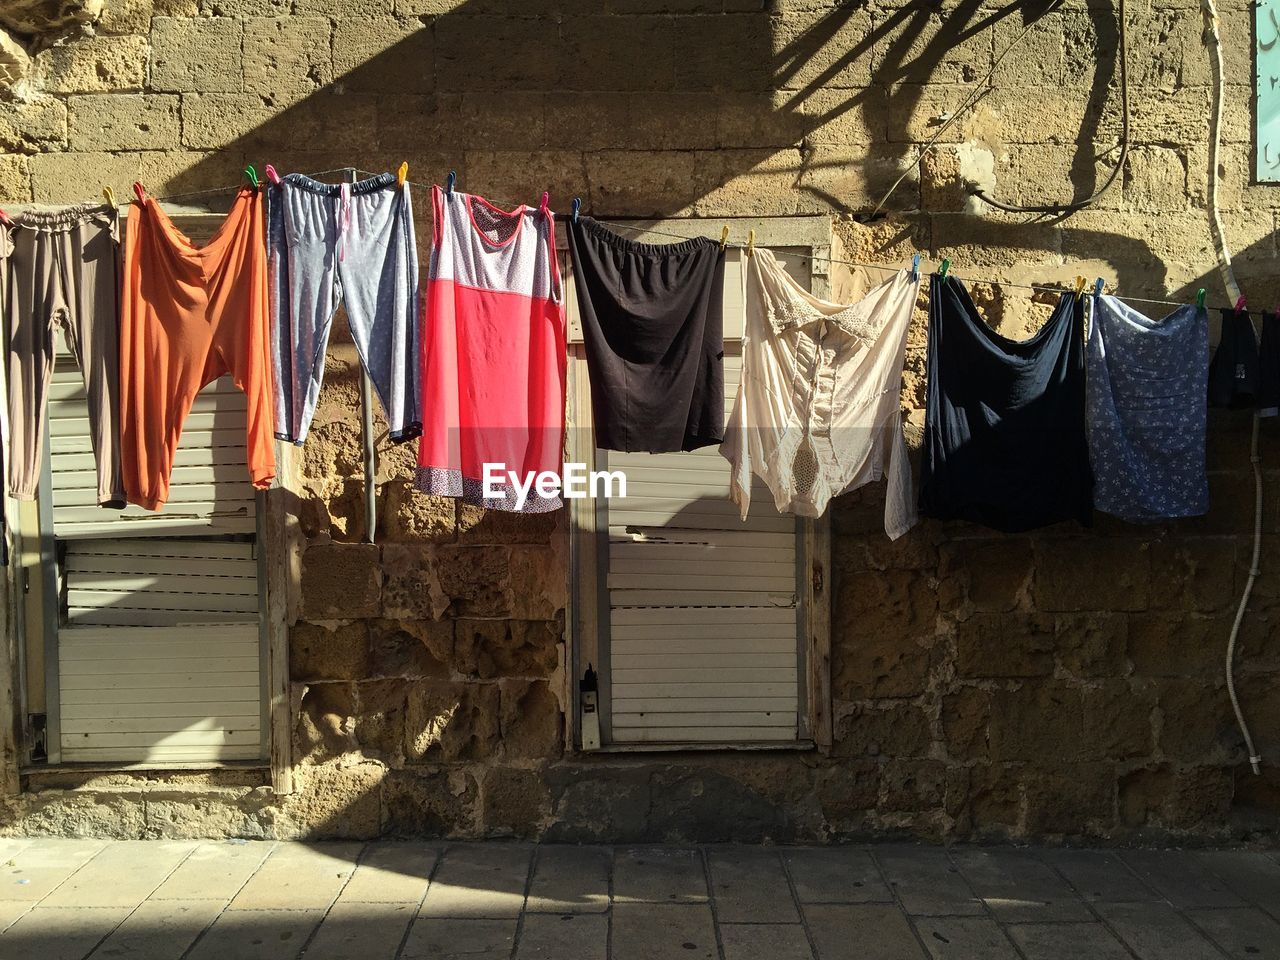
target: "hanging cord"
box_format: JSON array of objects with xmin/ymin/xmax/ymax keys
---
[
  {"xmin": 1202, "ymin": 0, "xmax": 1261, "ymax": 775},
  {"xmin": 971, "ymin": 0, "xmax": 1130, "ymax": 215},
  {"xmin": 868, "ymin": 0, "xmax": 1066, "ymax": 219}
]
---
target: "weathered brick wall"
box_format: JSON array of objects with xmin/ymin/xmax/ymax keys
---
[{"xmin": 2, "ymin": 0, "xmax": 1278, "ymax": 843}]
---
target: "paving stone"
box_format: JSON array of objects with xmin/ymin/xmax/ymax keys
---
[
  {"xmin": 785, "ymin": 848, "xmax": 893, "ymax": 904},
  {"xmin": 0, "ymin": 901, "xmax": 31, "ymax": 934},
  {"xmin": 1121, "ymin": 850, "xmax": 1246, "ymax": 909},
  {"xmin": 1096, "ymin": 902, "xmax": 1225, "ymax": 960},
  {"xmin": 526, "ymin": 846, "xmax": 610, "ymax": 913},
  {"xmin": 88, "ymin": 898, "xmax": 226, "ymax": 959},
  {"xmin": 874, "ymin": 847, "xmax": 983, "ymax": 916},
  {"xmin": 401, "ymin": 917, "xmax": 517, "ymax": 960},
  {"xmin": 0, "ymin": 840, "xmax": 33, "ymax": 862},
  {"xmin": 304, "ymin": 901, "xmax": 417, "ymax": 960},
  {"xmin": 1006, "ymin": 922, "xmax": 1133, "ymax": 960},
  {"xmin": 0, "ymin": 906, "xmax": 131, "ymax": 960},
  {"xmin": 151, "ymin": 841, "xmax": 275, "ymax": 900},
  {"xmin": 1197, "ymin": 850, "xmax": 1280, "ymax": 920},
  {"xmin": 41, "ymin": 841, "xmax": 195, "ymax": 908},
  {"xmin": 1040, "ymin": 849, "xmax": 1157, "ymax": 903},
  {"xmin": 228, "ymin": 843, "xmax": 361, "ymax": 911},
  {"xmin": 612, "ymin": 903, "xmax": 718, "ymax": 960},
  {"xmin": 0, "ymin": 839, "xmax": 107, "ymax": 902},
  {"xmin": 915, "ymin": 917, "xmax": 1021, "ymax": 960},
  {"xmin": 419, "ymin": 844, "xmax": 533, "ymax": 919},
  {"xmin": 613, "ymin": 847, "xmax": 708, "ymax": 904},
  {"xmin": 707, "ymin": 847, "xmax": 799, "ymax": 923},
  {"xmin": 1187, "ymin": 906, "xmax": 1280, "ymax": 960},
  {"xmin": 338, "ymin": 843, "xmax": 439, "ymax": 904},
  {"xmin": 803, "ymin": 904, "xmax": 926, "ymax": 960},
  {"xmin": 184, "ymin": 908, "xmax": 323, "ymax": 960},
  {"xmin": 515, "ymin": 912, "xmax": 608, "ymax": 959},
  {"xmin": 949, "ymin": 849, "xmax": 1091, "ymax": 922},
  {"xmin": 721, "ymin": 922, "xmax": 815, "ymax": 960}
]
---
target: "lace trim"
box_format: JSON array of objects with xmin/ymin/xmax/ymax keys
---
[{"xmin": 763, "ymin": 295, "xmax": 881, "ymax": 341}]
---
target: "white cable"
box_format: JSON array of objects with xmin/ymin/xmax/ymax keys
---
[{"xmin": 1203, "ymin": 0, "xmax": 1262, "ymax": 774}]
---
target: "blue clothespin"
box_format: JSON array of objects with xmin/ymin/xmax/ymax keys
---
[
  {"xmin": 911, "ymin": 254, "xmax": 921, "ymax": 282},
  {"xmin": 572, "ymin": 197, "xmax": 581, "ymax": 224},
  {"xmin": 1093, "ymin": 278, "xmax": 1104, "ymax": 298},
  {"xmin": 445, "ymin": 171, "xmax": 456, "ymax": 196}
]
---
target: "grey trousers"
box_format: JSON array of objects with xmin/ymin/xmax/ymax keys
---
[
  {"xmin": 3, "ymin": 203, "xmax": 124, "ymax": 508},
  {"xmin": 268, "ymin": 172, "xmax": 421, "ymax": 446}
]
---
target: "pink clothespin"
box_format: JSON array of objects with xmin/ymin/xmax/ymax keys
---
[
  {"xmin": 1235, "ymin": 296, "xmax": 1248, "ymax": 314},
  {"xmin": 540, "ymin": 191, "xmax": 549, "ymax": 212},
  {"xmin": 265, "ymin": 164, "xmax": 282, "ymax": 186},
  {"xmin": 132, "ymin": 181, "xmax": 147, "ymax": 203},
  {"xmin": 0, "ymin": 207, "xmax": 12, "ymax": 227}
]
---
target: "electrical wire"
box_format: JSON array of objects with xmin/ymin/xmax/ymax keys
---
[{"xmin": 971, "ymin": 0, "xmax": 1130, "ymax": 215}]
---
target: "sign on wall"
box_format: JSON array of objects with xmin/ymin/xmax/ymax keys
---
[{"xmin": 1258, "ymin": 0, "xmax": 1280, "ymax": 181}]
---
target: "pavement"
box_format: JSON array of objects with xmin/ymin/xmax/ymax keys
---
[{"xmin": 0, "ymin": 840, "xmax": 1277, "ymax": 959}]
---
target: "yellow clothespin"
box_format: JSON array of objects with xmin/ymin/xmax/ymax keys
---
[
  {"xmin": 397, "ymin": 161, "xmax": 408, "ymax": 188},
  {"xmin": 720, "ymin": 225, "xmax": 729, "ymax": 250},
  {"xmin": 747, "ymin": 229, "xmax": 755, "ymax": 257},
  {"xmin": 102, "ymin": 186, "xmax": 116, "ymax": 211},
  {"xmin": 1073, "ymin": 275, "xmax": 1087, "ymax": 300}
]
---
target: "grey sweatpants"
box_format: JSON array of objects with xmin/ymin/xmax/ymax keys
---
[
  {"xmin": 268, "ymin": 172, "xmax": 421, "ymax": 445},
  {"xmin": 3, "ymin": 203, "xmax": 124, "ymax": 507}
]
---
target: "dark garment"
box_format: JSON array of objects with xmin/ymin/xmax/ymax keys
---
[
  {"xmin": 1208, "ymin": 308, "xmax": 1259, "ymax": 409},
  {"xmin": 1258, "ymin": 311, "xmax": 1279, "ymax": 417},
  {"xmin": 919, "ymin": 275, "xmax": 1093, "ymax": 533},
  {"xmin": 567, "ymin": 217, "xmax": 725, "ymax": 452}
]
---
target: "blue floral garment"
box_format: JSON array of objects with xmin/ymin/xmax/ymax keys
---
[{"xmin": 1085, "ymin": 294, "xmax": 1209, "ymax": 522}]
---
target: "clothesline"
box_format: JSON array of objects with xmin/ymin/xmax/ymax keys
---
[{"xmin": 136, "ymin": 169, "xmax": 1222, "ymax": 315}]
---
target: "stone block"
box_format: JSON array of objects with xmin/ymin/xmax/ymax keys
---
[
  {"xmin": 498, "ymin": 679, "xmax": 562, "ymax": 759},
  {"xmin": 377, "ymin": 480, "xmax": 454, "ymax": 542},
  {"xmin": 560, "ymin": 15, "xmax": 676, "ymax": 92},
  {"xmin": 586, "ymin": 149, "xmax": 701, "ymax": 218},
  {"xmin": 790, "ymin": 144, "xmax": 916, "ymax": 216},
  {"xmin": 1081, "ymin": 681, "xmax": 1155, "ymax": 760},
  {"xmin": 436, "ymin": 15, "xmax": 557, "ymax": 92},
  {"xmin": 480, "ymin": 767, "xmax": 552, "ymax": 838},
  {"xmin": 404, "ymin": 681, "xmax": 500, "ymax": 761},
  {"xmin": 879, "ymin": 759, "xmax": 947, "ymax": 813},
  {"xmin": 956, "ymin": 612, "xmax": 1055, "ymax": 678},
  {"xmin": 34, "ymin": 34, "xmax": 147, "ymax": 93},
  {"xmin": 1033, "ymin": 538, "xmax": 1151, "ymax": 612},
  {"xmin": 456, "ymin": 503, "xmax": 557, "ymax": 545},
  {"xmin": 691, "ymin": 147, "xmax": 820, "ymax": 218},
  {"xmin": 353, "ymin": 678, "xmax": 410, "ymax": 761},
  {"xmin": 0, "ymin": 96, "xmax": 66, "ymax": 153},
  {"xmin": 380, "ymin": 544, "xmax": 445, "ymax": 620},
  {"xmin": 300, "ymin": 542, "xmax": 382, "ymax": 619},
  {"xmin": 296, "ymin": 0, "xmax": 394, "ymax": 14},
  {"xmin": 1022, "ymin": 764, "xmax": 1116, "ymax": 835},
  {"xmin": 150, "ymin": 17, "xmax": 243, "ymax": 93},
  {"xmin": 381, "ymin": 767, "xmax": 479, "ymax": 836},
  {"xmin": 28, "ymin": 150, "xmax": 138, "ymax": 203},
  {"xmin": 673, "ymin": 11, "xmax": 771, "ymax": 92},
  {"xmin": 432, "ymin": 545, "xmax": 512, "ymax": 618},
  {"xmin": 0, "ymin": 153, "xmax": 30, "ymax": 203},
  {"xmin": 294, "ymin": 682, "xmax": 358, "ymax": 762},
  {"xmin": 1124, "ymin": 145, "xmax": 1190, "ymax": 213},
  {"xmin": 506, "ymin": 545, "xmax": 566, "ymax": 619},
  {"xmin": 1055, "ymin": 613, "xmax": 1128, "ymax": 678},
  {"xmin": 1147, "ymin": 540, "xmax": 1238, "ymax": 614},
  {"xmin": 98, "ymin": 0, "xmax": 155, "ymax": 34},
  {"xmin": 964, "ymin": 763, "xmax": 1022, "ymax": 833},
  {"xmin": 772, "ymin": 6, "xmax": 875, "ymax": 89},
  {"xmin": 368, "ymin": 619, "xmax": 452, "ymax": 678},
  {"xmin": 274, "ymin": 763, "xmax": 384, "ymax": 838},
  {"xmin": 179, "ymin": 92, "xmax": 277, "ymax": 150},
  {"xmin": 332, "ymin": 17, "xmax": 431, "ymax": 94},
  {"xmin": 290, "ymin": 621, "xmax": 370, "ymax": 682},
  {"xmin": 1158, "ymin": 679, "xmax": 1237, "ymax": 761},
  {"xmin": 545, "ymin": 765, "xmax": 653, "ymax": 843},
  {"xmin": 453, "ymin": 619, "xmax": 559, "ymax": 680},
  {"xmin": 832, "ymin": 701, "xmax": 931, "ymax": 759},
  {"xmin": 68, "ymin": 94, "xmax": 179, "ymax": 151},
  {"xmin": 243, "ymin": 16, "xmax": 332, "ymax": 97},
  {"xmin": 989, "ymin": 683, "xmax": 1084, "ymax": 762},
  {"xmin": 992, "ymin": 10, "xmax": 1065, "ymax": 86},
  {"xmin": 942, "ymin": 686, "xmax": 990, "ymax": 760},
  {"xmin": 463, "ymin": 151, "xmax": 582, "ymax": 214},
  {"xmin": 939, "ymin": 538, "xmax": 1033, "ymax": 611}
]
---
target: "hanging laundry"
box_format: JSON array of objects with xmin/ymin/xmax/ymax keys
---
[
  {"xmin": 3, "ymin": 203, "xmax": 124, "ymax": 511},
  {"xmin": 416, "ymin": 187, "xmax": 565, "ymax": 512},
  {"xmin": 1257, "ymin": 311, "xmax": 1279, "ymax": 418},
  {"xmin": 720, "ymin": 248, "xmax": 918, "ymax": 537},
  {"xmin": 1207, "ymin": 306, "xmax": 1259, "ymax": 408},
  {"xmin": 919, "ymin": 276, "xmax": 1093, "ymax": 532},
  {"xmin": 1086, "ymin": 295, "xmax": 1209, "ymax": 521},
  {"xmin": 268, "ymin": 172, "xmax": 420, "ymax": 445},
  {"xmin": 567, "ymin": 217, "xmax": 725, "ymax": 452},
  {"xmin": 119, "ymin": 185, "xmax": 275, "ymax": 510}
]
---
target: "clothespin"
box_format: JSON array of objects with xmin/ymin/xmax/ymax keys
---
[
  {"xmin": 571, "ymin": 197, "xmax": 581, "ymax": 224},
  {"xmin": 1093, "ymin": 277, "xmax": 1105, "ymax": 298},
  {"xmin": 540, "ymin": 191, "xmax": 549, "ymax": 212},
  {"xmin": 397, "ymin": 162, "xmax": 408, "ymax": 188},
  {"xmin": 720, "ymin": 225, "xmax": 729, "ymax": 250},
  {"xmin": 911, "ymin": 253, "xmax": 921, "ymax": 282},
  {"xmin": 264, "ymin": 164, "xmax": 281, "ymax": 186},
  {"xmin": 1195, "ymin": 288, "xmax": 1206, "ymax": 309},
  {"xmin": 445, "ymin": 171, "xmax": 456, "ymax": 196},
  {"xmin": 132, "ymin": 182, "xmax": 146, "ymax": 203},
  {"xmin": 1074, "ymin": 275, "xmax": 1087, "ymax": 300},
  {"xmin": 938, "ymin": 258, "xmax": 950, "ymax": 280},
  {"xmin": 243, "ymin": 165, "xmax": 259, "ymax": 189},
  {"xmin": 102, "ymin": 186, "xmax": 116, "ymax": 211},
  {"xmin": 747, "ymin": 229, "xmax": 755, "ymax": 257},
  {"xmin": 0, "ymin": 207, "xmax": 12, "ymax": 228},
  {"xmin": 1236, "ymin": 295, "xmax": 1248, "ymax": 314}
]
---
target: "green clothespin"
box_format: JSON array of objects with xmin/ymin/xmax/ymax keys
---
[
  {"xmin": 938, "ymin": 258, "xmax": 950, "ymax": 280},
  {"xmin": 244, "ymin": 165, "xmax": 259, "ymax": 189},
  {"xmin": 1195, "ymin": 288, "xmax": 1206, "ymax": 309}
]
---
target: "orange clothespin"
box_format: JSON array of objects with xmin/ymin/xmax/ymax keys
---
[{"xmin": 397, "ymin": 161, "xmax": 408, "ymax": 188}]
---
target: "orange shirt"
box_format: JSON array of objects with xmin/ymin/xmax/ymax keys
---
[{"xmin": 119, "ymin": 187, "xmax": 276, "ymax": 510}]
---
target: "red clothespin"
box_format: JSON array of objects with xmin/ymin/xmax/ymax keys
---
[
  {"xmin": 265, "ymin": 164, "xmax": 282, "ymax": 186},
  {"xmin": 0, "ymin": 207, "xmax": 12, "ymax": 227},
  {"xmin": 132, "ymin": 181, "xmax": 147, "ymax": 203},
  {"xmin": 1235, "ymin": 296, "xmax": 1247, "ymax": 314},
  {"xmin": 540, "ymin": 191, "xmax": 549, "ymax": 211}
]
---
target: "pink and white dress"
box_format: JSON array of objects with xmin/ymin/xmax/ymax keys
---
[{"xmin": 416, "ymin": 187, "xmax": 566, "ymax": 512}]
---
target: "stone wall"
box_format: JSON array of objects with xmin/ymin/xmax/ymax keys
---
[{"xmin": 2, "ymin": 0, "xmax": 1279, "ymax": 843}]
